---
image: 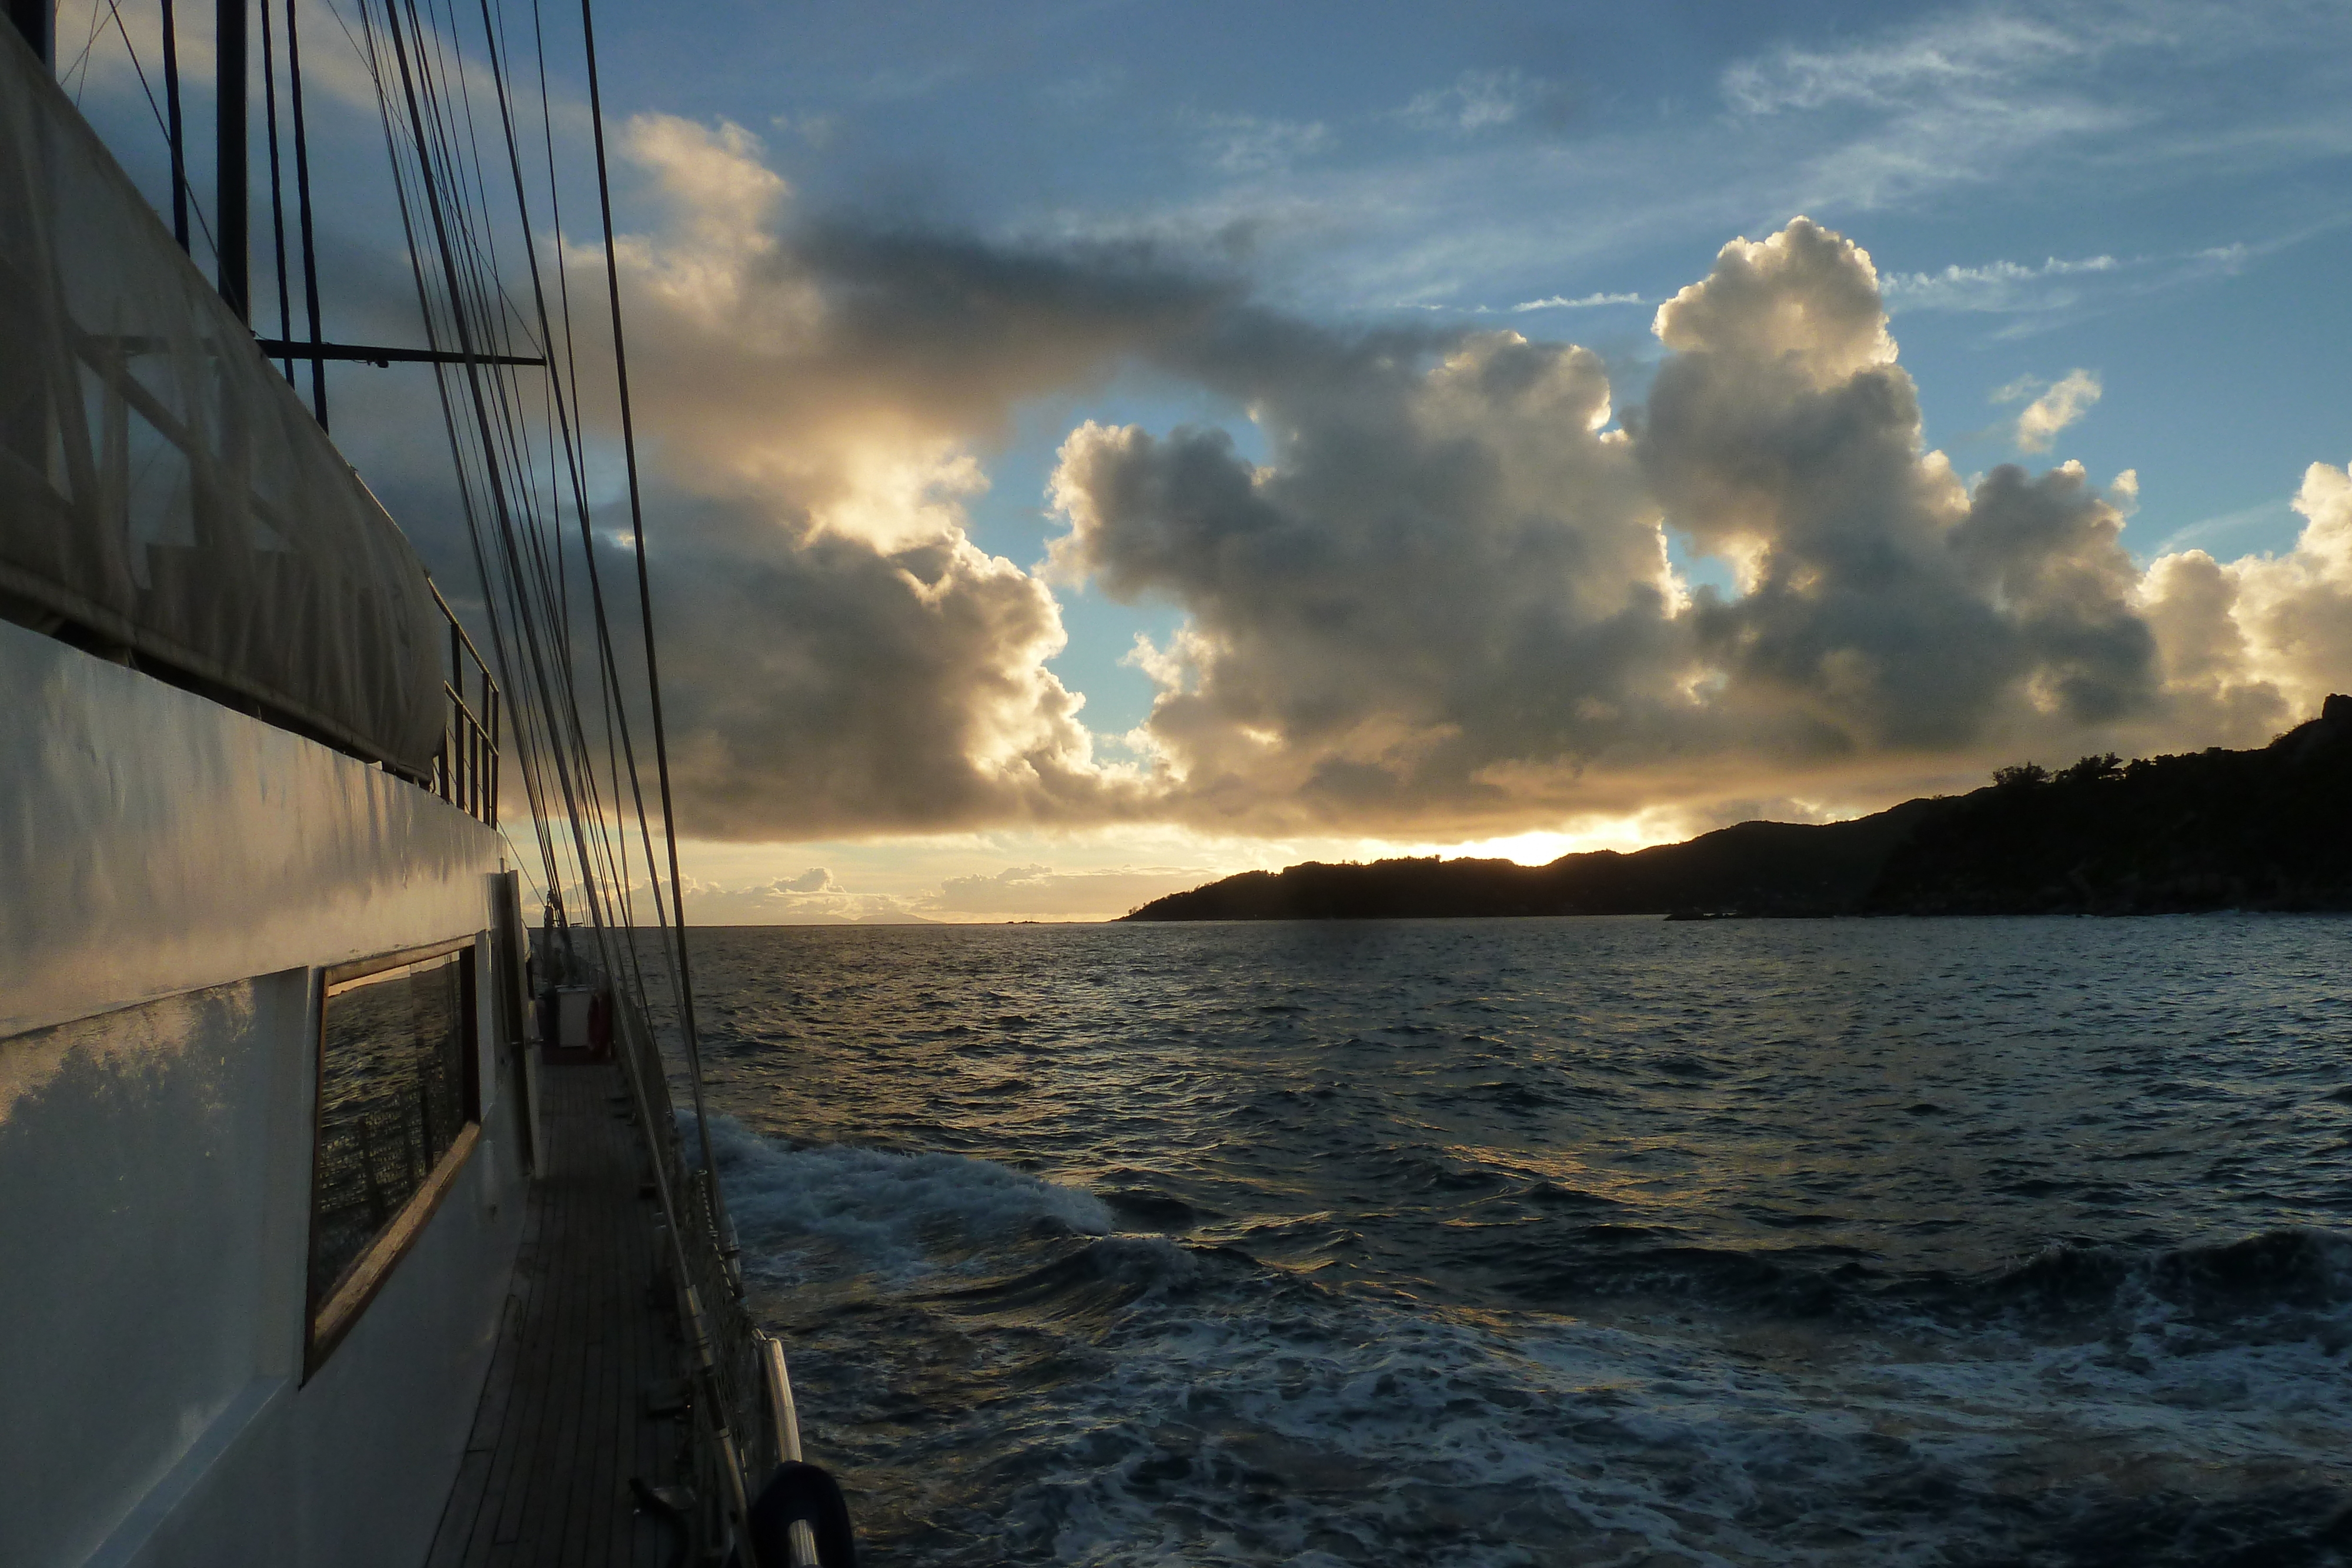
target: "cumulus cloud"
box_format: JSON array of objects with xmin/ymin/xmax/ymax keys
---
[
  {"xmin": 2139, "ymin": 461, "xmax": 2352, "ymax": 738},
  {"xmin": 564, "ymin": 115, "xmax": 1243, "ymax": 837},
  {"xmin": 1048, "ymin": 218, "xmax": 2237, "ymax": 831},
  {"xmin": 565, "ymin": 123, "xmax": 2344, "ymax": 847},
  {"xmin": 1052, "ymin": 325, "xmax": 1685, "ymax": 833},
  {"xmin": 1996, "ymin": 368, "xmax": 2102, "ymax": 452},
  {"xmin": 1637, "ymin": 223, "xmax": 2151, "ymax": 750}
]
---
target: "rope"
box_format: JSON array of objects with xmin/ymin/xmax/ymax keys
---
[
  {"xmin": 319, "ymin": 2, "xmax": 796, "ymax": 1550},
  {"xmin": 579, "ymin": 0, "xmax": 736, "ymax": 1259},
  {"xmin": 477, "ymin": 0, "xmax": 672, "ymax": 1022},
  {"xmin": 159, "ymin": 0, "xmax": 187, "ymax": 250},
  {"xmin": 96, "ymin": 0, "xmax": 218, "ymax": 262},
  {"xmin": 285, "ymin": 0, "xmax": 329, "ymax": 423},
  {"xmin": 260, "ymin": 0, "xmax": 295, "ymax": 383}
]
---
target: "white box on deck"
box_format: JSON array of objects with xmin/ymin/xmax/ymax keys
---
[{"xmin": 555, "ymin": 987, "xmax": 595, "ymax": 1050}]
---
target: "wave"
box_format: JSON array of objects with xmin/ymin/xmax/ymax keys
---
[
  {"xmin": 1981, "ymin": 1228, "xmax": 2352, "ymax": 1317},
  {"xmin": 689, "ymin": 1113, "xmax": 1112, "ymax": 1285},
  {"xmin": 1429, "ymin": 1216, "xmax": 2352, "ymax": 1344},
  {"xmin": 701, "ymin": 1116, "xmax": 2352, "ymax": 1566}
]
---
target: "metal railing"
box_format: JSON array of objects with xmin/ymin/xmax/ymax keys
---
[{"xmin": 428, "ymin": 583, "xmax": 500, "ymax": 828}]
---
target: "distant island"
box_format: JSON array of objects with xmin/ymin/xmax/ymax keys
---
[{"xmin": 1124, "ymin": 697, "xmax": 2352, "ymax": 921}]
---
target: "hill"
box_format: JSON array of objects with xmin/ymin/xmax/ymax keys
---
[
  {"xmin": 1122, "ymin": 697, "xmax": 2352, "ymax": 921},
  {"xmin": 1865, "ymin": 695, "xmax": 2352, "ymax": 914}
]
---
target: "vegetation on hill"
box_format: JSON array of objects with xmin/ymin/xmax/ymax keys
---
[
  {"xmin": 1122, "ymin": 697, "xmax": 2352, "ymax": 921},
  {"xmin": 1865, "ymin": 694, "xmax": 2352, "ymax": 914}
]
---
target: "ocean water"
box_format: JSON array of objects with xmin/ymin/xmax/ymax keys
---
[{"xmin": 669, "ymin": 917, "xmax": 2352, "ymax": 1566}]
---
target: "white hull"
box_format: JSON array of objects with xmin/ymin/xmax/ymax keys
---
[{"xmin": 1, "ymin": 620, "xmax": 529, "ymax": 1568}]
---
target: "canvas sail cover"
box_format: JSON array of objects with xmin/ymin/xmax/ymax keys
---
[{"xmin": 0, "ymin": 31, "xmax": 446, "ymax": 777}]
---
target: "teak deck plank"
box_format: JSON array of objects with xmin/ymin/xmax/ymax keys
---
[{"xmin": 426, "ymin": 1062, "xmax": 686, "ymax": 1568}]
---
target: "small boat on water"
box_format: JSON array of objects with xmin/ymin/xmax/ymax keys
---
[{"xmin": 0, "ymin": 4, "xmax": 848, "ymax": 1563}]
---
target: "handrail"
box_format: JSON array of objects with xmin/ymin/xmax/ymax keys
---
[
  {"xmin": 427, "ymin": 582, "xmax": 500, "ymax": 828},
  {"xmin": 427, "ymin": 576, "xmax": 495, "ymax": 673},
  {"xmin": 760, "ymin": 1337, "xmax": 823, "ymax": 1567}
]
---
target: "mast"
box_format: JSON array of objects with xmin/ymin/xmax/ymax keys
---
[
  {"xmin": 217, "ymin": 0, "xmax": 249, "ymax": 320},
  {"xmin": 5, "ymin": 0, "xmax": 48, "ymax": 66}
]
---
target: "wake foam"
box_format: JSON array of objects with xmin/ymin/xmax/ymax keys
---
[{"xmin": 688, "ymin": 1113, "xmax": 1112, "ymax": 1284}]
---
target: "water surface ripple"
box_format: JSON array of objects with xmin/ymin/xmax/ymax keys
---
[{"xmin": 664, "ymin": 916, "xmax": 2352, "ymax": 1566}]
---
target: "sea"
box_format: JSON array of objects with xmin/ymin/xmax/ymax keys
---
[{"xmin": 665, "ymin": 915, "xmax": 2352, "ymax": 1567}]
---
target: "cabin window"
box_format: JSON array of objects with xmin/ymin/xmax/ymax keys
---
[{"xmin": 308, "ymin": 938, "xmax": 480, "ymax": 1365}]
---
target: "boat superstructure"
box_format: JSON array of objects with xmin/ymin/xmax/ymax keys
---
[{"xmin": 1, "ymin": 5, "xmax": 834, "ymax": 1563}]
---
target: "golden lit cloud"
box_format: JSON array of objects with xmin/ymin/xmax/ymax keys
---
[{"xmin": 550, "ymin": 129, "xmax": 2349, "ymax": 855}]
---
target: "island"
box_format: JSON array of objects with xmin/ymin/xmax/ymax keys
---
[{"xmin": 1122, "ymin": 696, "xmax": 2352, "ymax": 921}]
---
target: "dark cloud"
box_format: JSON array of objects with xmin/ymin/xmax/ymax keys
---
[
  {"xmin": 1638, "ymin": 219, "xmax": 2156, "ymax": 753},
  {"xmin": 1052, "ymin": 330, "xmax": 1688, "ymax": 833},
  {"xmin": 612, "ymin": 491, "xmax": 1132, "ymax": 839}
]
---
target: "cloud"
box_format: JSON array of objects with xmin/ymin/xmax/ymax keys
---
[
  {"xmin": 1998, "ymin": 368, "xmax": 2102, "ymax": 452},
  {"xmin": 671, "ymin": 861, "xmax": 1210, "ymax": 922},
  {"xmin": 2108, "ymin": 468, "xmax": 2139, "ymax": 516},
  {"xmin": 857, "ymin": 61, "xmax": 968, "ymax": 103},
  {"xmin": 1879, "ymin": 253, "xmax": 2119, "ymax": 313},
  {"xmin": 1718, "ymin": 8, "xmax": 2138, "ymax": 212},
  {"xmin": 1048, "ymin": 217, "xmax": 2223, "ymax": 831},
  {"xmin": 566, "ymin": 125, "xmax": 2344, "ymax": 846},
  {"xmin": 1722, "ymin": 12, "xmax": 2095, "ymax": 117},
  {"xmin": 1402, "ymin": 69, "xmax": 1570, "ymax": 135},
  {"xmin": 1638, "ymin": 222, "xmax": 2152, "ymax": 748},
  {"xmin": 1190, "ymin": 113, "xmax": 1333, "ymax": 175},
  {"xmin": 1051, "ymin": 325, "xmax": 1688, "ymax": 834},
  {"xmin": 675, "ymin": 869, "xmax": 937, "ymax": 924},
  {"xmin": 559, "ymin": 115, "xmax": 1252, "ymax": 837},
  {"xmin": 1511, "ymin": 292, "xmax": 1645, "ymax": 312},
  {"xmin": 2139, "ymin": 460, "xmax": 2352, "ymax": 736},
  {"xmin": 924, "ymin": 865, "xmax": 1208, "ymax": 917},
  {"xmin": 769, "ymin": 112, "xmax": 838, "ymax": 149},
  {"xmin": 684, "ymin": 887, "xmax": 931, "ymax": 925}
]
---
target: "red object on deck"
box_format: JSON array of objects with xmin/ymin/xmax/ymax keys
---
[{"xmin": 543, "ymin": 985, "xmax": 614, "ymax": 1063}]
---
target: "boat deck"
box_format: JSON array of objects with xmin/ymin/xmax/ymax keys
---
[{"xmin": 426, "ymin": 1062, "xmax": 689, "ymax": 1568}]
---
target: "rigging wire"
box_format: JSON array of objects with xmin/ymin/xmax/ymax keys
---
[
  {"xmin": 101, "ymin": 0, "xmax": 218, "ymax": 260},
  {"xmin": 159, "ymin": 0, "xmax": 188, "ymax": 250},
  {"xmin": 353, "ymin": 0, "xmax": 566, "ymax": 915},
  {"xmin": 283, "ymin": 0, "xmax": 329, "ymax": 423},
  {"xmin": 579, "ymin": 0, "xmax": 735, "ymax": 1258},
  {"xmin": 373, "ymin": 0, "xmax": 645, "ymax": 1027},
  {"xmin": 261, "ymin": 0, "xmax": 296, "ymax": 383},
  {"xmin": 345, "ymin": 0, "xmax": 714, "ymax": 1242},
  {"xmin": 397, "ymin": 0, "xmax": 587, "ymax": 832},
  {"xmin": 325, "ymin": 3, "xmax": 778, "ymax": 1544},
  {"xmin": 476, "ymin": 0, "xmax": 674, "ymax": 1022},
  {"xmin": 425, "ymin": 0, "xmax": 648, "ymax": 1019},
  {"xmin": 63, "ymin": 0, "xmax": 110, "ymax": 99}
]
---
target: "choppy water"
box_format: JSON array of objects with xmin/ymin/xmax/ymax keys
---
[{"xmin": 668, "ymin": 917, "xmax": 2352, "ymax": 1566}]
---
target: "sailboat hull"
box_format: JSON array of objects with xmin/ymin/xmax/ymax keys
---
[{"xmin": 1, "ymin": 621, "xmax": 529, "ymax": 1568}]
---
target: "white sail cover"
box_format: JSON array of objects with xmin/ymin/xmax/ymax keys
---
[{"xmin": 0, "ymin": 30, "xmax": 446, "ymax": 776}]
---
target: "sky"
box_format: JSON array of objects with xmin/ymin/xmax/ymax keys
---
[{"xmin": 57, "ymin": 0, "xmax": 2352, "ymax": 920}]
